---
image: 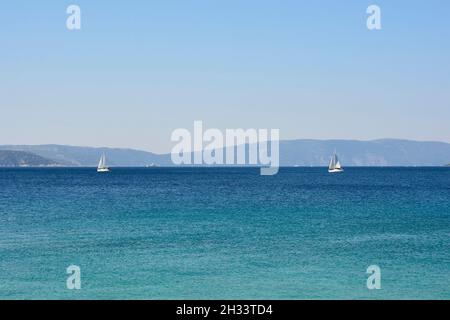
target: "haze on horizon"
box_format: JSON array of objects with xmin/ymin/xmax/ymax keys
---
[{"xmin": 1, "ymin": 1, "xmax": 449, "ymax": 154}]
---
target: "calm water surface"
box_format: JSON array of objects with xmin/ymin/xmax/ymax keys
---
[{"xmin": 0, "ymin": 167, "xmax": 449, "ymax": 299}]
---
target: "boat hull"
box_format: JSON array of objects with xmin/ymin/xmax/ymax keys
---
[
  {"xmin": 97, "ymin": 168, "xmax": 110, "ymax": 173},
  {"xmin": 328, "ymin": 168, "xmax": 344, "ymax": 173}
]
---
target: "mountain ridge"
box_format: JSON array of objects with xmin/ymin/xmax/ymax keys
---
[
  {"xmin": 0, "ymin": 144, "xmax": 169, "ymax": 167},
  {"xmin": 0, "ymin": 150, "xmax": 62, "ymax": 167},
  {"xmin": 1, "ymin": 139, "xmax": 450, "ymax": 167}
]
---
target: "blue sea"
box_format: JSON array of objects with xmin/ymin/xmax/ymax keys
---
[{"xmin": 0, "ymin": 167, "xmax": 449, "ymax": 300}]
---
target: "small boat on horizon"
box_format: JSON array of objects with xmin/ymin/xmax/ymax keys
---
[
  {"xmin": 145, "ymin": 163, "xmax": 158, "ymax": 168},
  {"xmin": 97, "ymin": 153, "xmax": 110, "ymax": 173},
  {"xmin": 328, "ymin": 151, "xmax": 344, "ymax": 173}
]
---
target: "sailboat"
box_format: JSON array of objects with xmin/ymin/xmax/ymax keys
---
[
  {"xmin": 97, "ymin": 153, "xmax": 110, "ymax": 173},
  {"xmin": 328, "ymin": 151, "xmax": 344, "ymax": 173}
]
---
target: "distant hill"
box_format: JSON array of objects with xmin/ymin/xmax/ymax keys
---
[
  {"xmin": 1, "ymin": 139, "xmax": 450, "ymax": 167},
  {"xmin": 182, "ymin": 139, "xmax": 450, "ymax": 167},
  {"xmin": 278, "ymin": 139, "xmax": 450, "ymax": 166},
  {"xmin": 0, "ymin": 145, "xmax": 170, "ymax": 167},
  {"xmin": 0, "ymin": 150, "xmax": 61, "ymax": 167}
]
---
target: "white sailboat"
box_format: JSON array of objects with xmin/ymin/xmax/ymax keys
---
[
  {"xmin": 97, "ymin": 153, "xmax": 110, "ymax": 173},
  {"xmin": 328, "ymin": 151, "xmax": 344, "ymax": 173}
]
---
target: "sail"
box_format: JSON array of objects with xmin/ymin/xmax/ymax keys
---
[
  {"xmin": 329, "ymin": 154, "xmax": 336, "ymax": 170},
  {"xmin": 329, "ymin": 152, "xmax": 343, "ymax": 171},
  {"xmin": 98, "ymin": 154, "xmax": 106, "ymax": 169},
  {"xmin": 335, "ymin": 155, "xmax": 342, "ymax": 169}
]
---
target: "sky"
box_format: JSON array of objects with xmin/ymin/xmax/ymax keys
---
[{"xmin": 1, "ymin": 0, "xmax": 449, "ymax": 153}]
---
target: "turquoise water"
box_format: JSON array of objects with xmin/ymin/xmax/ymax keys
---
[{"xmin": 0, "ymin": 167, "xmax": 449, "ymax": 300}]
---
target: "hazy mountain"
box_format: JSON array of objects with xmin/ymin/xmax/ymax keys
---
[
  {"xmin": 279, "ymin": 139, "xmax": 450, "ymax": 166},
  {"xmin": 184, "ymin": 139, "xmax": 450, "ymax": 167},
  {"xmin": 0, "ymin": 150, "xmax": 61, "ymax": 167},
  {"xmin": 1, "ymin": 139, "xmax": 450, "ymax": 167},
  {"xmin": 0, "ymin": 145, "xmax": 170, "ymax": 167}
]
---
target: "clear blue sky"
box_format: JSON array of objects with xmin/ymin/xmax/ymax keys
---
[{"xmin": 1, "ymin": 0, "xmax": 449, "ymax": 153}]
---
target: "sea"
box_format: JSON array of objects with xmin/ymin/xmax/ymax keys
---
[{"xmin": 0, "ymin": 167, "xmax": 449, "ymax": 300}]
